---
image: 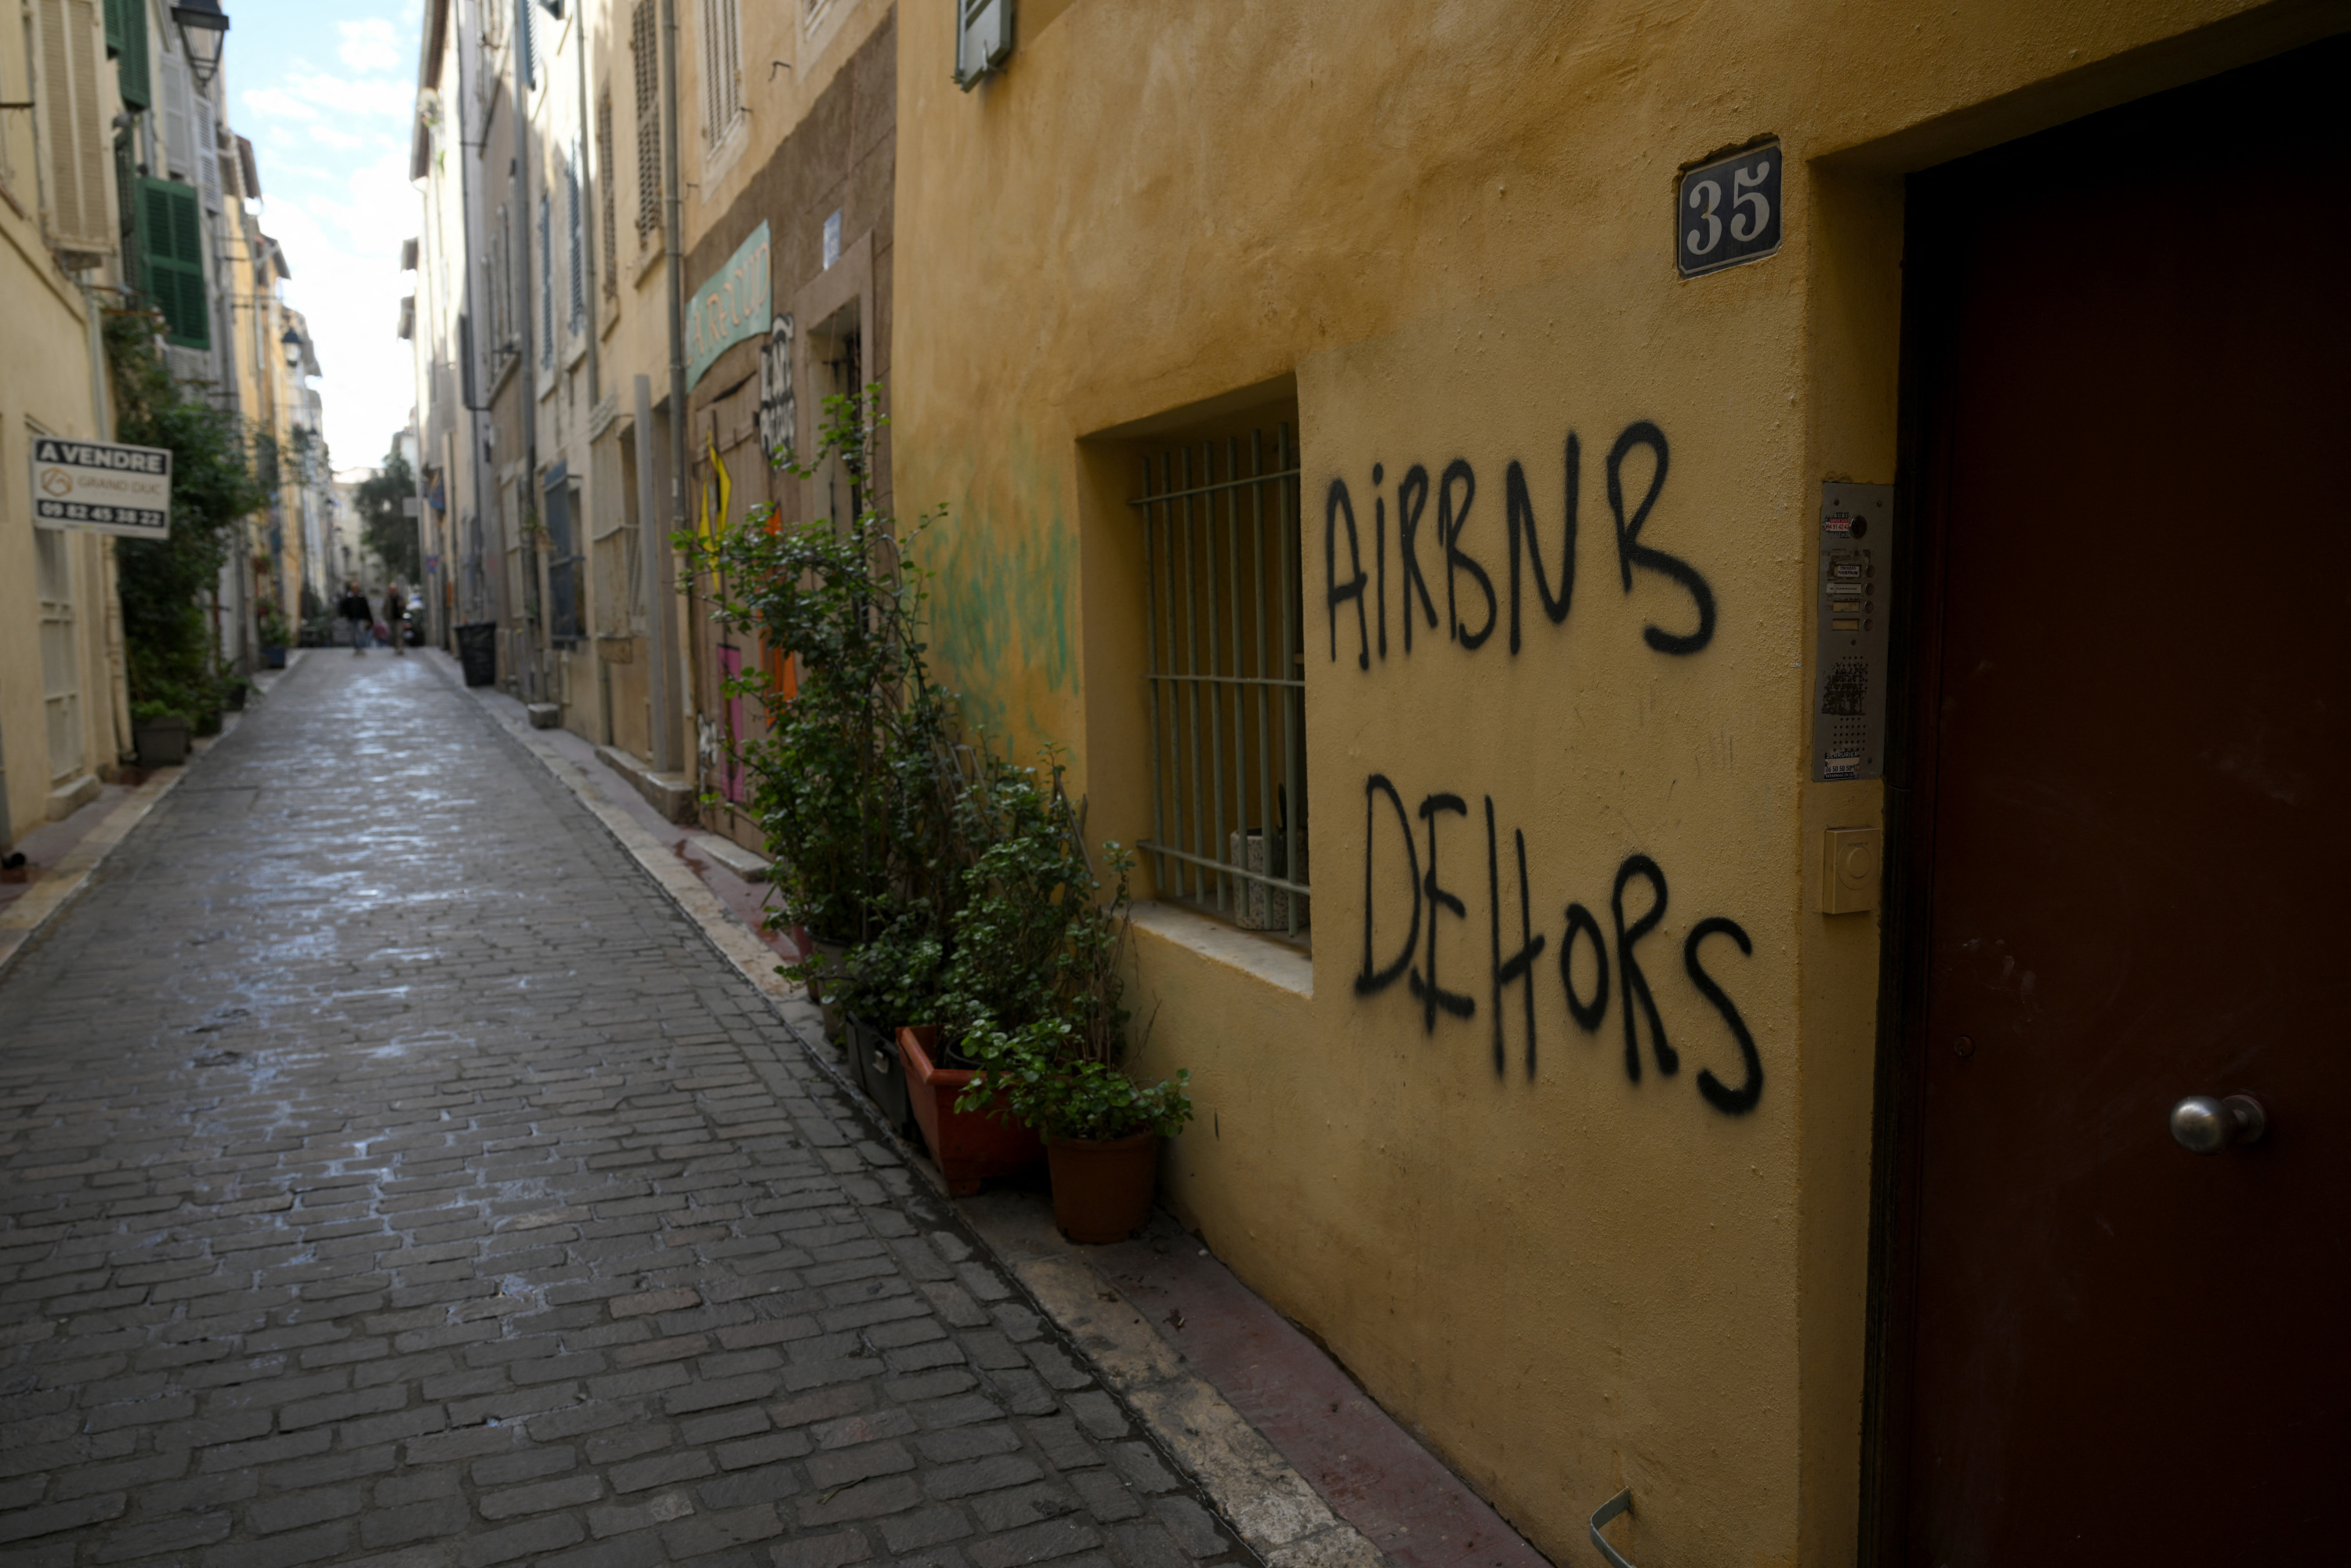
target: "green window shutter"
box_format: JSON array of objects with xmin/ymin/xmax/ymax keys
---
[
  {"xmin": 115, "ymin": 0, "xmax": 150, "ymax": 110},
  {"xmin": 138, "ymin": 176, "xmax": 208, "ymax": 349},
  {"xmin": 103, "ymin": 0, "xmax": 124, "ymax": 57}
]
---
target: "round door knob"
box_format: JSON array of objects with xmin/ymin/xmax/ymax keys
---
[{"xmin": 2169, "ymin": 1094, "xmax": 2267, "ymax": 1155}]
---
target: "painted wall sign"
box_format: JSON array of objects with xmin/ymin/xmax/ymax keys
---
[
  {"xmin": 1813, "ymin": 481, "xmax": 1892, "ymax": 780},
  {"xmin": 28, "ymin": 437, "xmax": 172, "ymax": 539},
  {"xmin": 686, "ymin": 220, "xmax": 772, "ymax": 389},
  {"xmin": 1676, "ymin": 141, "xmax": 1781, "ymax": 278}
]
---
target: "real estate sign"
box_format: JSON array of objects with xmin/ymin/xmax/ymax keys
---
[{"xmin": 30, "ymin": 437, "xmax": 172, "ymax": 539}]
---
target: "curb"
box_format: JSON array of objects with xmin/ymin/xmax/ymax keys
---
[
  {"xmin": 0, "ymin": 749, "xmax": 194, "ymax": 980},
  {"xmin": 444, "ymin": 657, "xmax": 1392, "ymax": 1568}
]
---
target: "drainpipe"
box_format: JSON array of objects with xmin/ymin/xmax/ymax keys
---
[
  {"xmin": 657, "ymin": 0, "xmax": 688, "ymax": 775},
  {"xmin": 455, "ymin": 0, "xmax": 491, "ymax": 639},
  {"xmin": 513, "ymin": 0, "xmax": 538, "ymax": 697}
]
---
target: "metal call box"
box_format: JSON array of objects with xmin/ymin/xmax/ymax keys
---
[{"xmin": 1813, "ymin": 482, "xmax": 1893, "ymax": 782}]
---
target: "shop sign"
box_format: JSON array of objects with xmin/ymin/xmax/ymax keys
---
[
  {"xmin": 29, "ymin": 436, "xmax": 172, "ymax": 539},
  {"xmin": 686, "ymin": 221, "xmax": 771, "ymax": 389}
]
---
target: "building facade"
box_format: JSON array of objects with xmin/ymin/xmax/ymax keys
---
[
  {"xmin": 889, "ymin": 2, "xmax": 2351, "ymax": 1564},
  {"xmin": 407, "ymin": 0, "xmax": 898, "ymax": 840}
]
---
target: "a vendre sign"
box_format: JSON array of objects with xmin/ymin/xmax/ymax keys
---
[{"xmin": 30, "ymin": 436, "xmax": 172, "ymax": 540}]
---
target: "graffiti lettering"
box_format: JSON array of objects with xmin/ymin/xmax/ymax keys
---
[
  {"xmin": 1411, "ymin": 793, "xmax": 1475, "ymax": 1032},
  {"xmin": 1560, "ymin": 900, "xmax": 1608, "ymax": 1031},
  {"xmin": 1357, "ymin": 773, "xmax": 1419, "ymax": 995},
  {"xmin": 756, "ymin": 314, "xmax": 796, "ymax": 458},
  {"xmin": 1611, "ymin": 854, "xmax": 1676, "ymax": 1082},
  {"xmin": 1324, "ymin": 421, "xmax": 1719, "ymax": 665},
  {"xmin": 1686, "ymin": 917, "xmax": 1762, "ymax": 1114},
  {"xmin": 1486, "ymin": 798, "xmax": 1546, "ymax": 1077},
  {"xmin": 1396, "ymin": 464, "xmax": 1438, "ymax": 653},
  {"xmin": 1607, "ymin": 422, "xmax": 1715, "ymax": 656},
  {"xmin": 1442, "ymin": 459, "xmax": 1496, "ymax": 650},
  {"xmin": 1353, "ymin": 773, "xmax": 1762, "ymax": 1115},
  {"xmin": 1326, "ymin": 480, "xmax": 1371, "ymax": 670},
  {"xmin": 1373, "ymin": 464, "xmax": 1389, "ymax": 657},
  {"xmin": 1505, "ymin": 435, "xmax": 1578, "ymax": 654}
]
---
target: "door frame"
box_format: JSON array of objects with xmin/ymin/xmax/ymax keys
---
[{"xmin": 1852, "ymin": 157, "xmax": 1963, "ymax": 1564}]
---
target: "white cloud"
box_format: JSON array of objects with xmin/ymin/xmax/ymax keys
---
[
  {"xmin": 242, "ymin": 85, "xmax": 318, "ymax": 121},
  {"xmin": 266, "ymin": 145, "xmax": 426, "ymax": 462},
  {"xmin": 338, "ymin": 19, "xmax": 399, "ymax": 73}
]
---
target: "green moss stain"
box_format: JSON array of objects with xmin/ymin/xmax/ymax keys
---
[{"xmin": 919, "ymin": 429, "xmax": 1079, "ymax": 748}]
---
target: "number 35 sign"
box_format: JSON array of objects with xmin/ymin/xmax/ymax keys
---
[{"xmin": 1677, "ymin": 141, "xmax": 1782, "ymax": 278}]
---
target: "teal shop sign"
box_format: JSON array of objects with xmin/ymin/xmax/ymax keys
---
[{"xmin": 686, "ymin": 221, "xmax": 771, "ymax": 389}]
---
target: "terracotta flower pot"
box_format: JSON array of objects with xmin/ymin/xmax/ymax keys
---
[
  {"xmin": 1046, "ymin": 1131, "xmax": 1161, "ymax": 1244},
  {"xmin": 897, "ymin": 1027, "xmax": 1043, "ymax": 1197}
]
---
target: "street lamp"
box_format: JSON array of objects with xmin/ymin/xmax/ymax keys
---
[
  {"xmin": 281, "ymin": 327, "xmax": 304, "ymax": 371},
  {"xmin": 171, "ymin": 1, "xmax": 230, "ymax": 92}
]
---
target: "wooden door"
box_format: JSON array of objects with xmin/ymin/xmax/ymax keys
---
[{"xmin": 1887, "ymin": 38, "xmax": 2351, "ymax": 1566}]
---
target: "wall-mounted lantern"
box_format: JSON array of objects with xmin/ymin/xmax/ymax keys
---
[{"xmin": 171, "ymin": 1, "xmax": 230, "ymax": 92}]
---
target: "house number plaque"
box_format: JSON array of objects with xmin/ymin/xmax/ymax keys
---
[{"xmin": 1677, "ymin": 141, "xmax": 1783, "ymax": 277}]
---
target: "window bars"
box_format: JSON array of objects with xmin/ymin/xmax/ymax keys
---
[{"xmin": 1132, "ymin": 426, "xmax": 1310, "ymax": 938}]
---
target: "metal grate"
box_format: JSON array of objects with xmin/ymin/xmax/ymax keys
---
[{"xmin": 1131, "ymin": 427, "xmax": 1310, "ymax": 938}]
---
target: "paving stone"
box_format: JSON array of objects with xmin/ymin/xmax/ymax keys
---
[
  {"xmin": 0, "ymin": 657, "xmax": 1254, "ymax": 1568},
  {"xmin": 766, "ymin": 1529, "xmax": 875, "ymax": 1567}
]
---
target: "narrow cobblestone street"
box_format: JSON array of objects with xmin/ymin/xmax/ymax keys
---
[{"xmin": 0, "ymin": 654, "xmax": 1252, "ymax": 1568}]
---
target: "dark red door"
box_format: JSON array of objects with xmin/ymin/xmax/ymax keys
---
[{"xmin": 1896, "ymin": 39, "xmax": 2351, "ymax": 1566}]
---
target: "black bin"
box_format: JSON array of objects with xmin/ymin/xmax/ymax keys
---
[{"xmin": 455, "ymin": 622, "xmax": 498, "ymax": 687}]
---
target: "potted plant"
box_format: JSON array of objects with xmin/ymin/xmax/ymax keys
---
[
  {"xmin": 130, "ymin": 699, "xmax": 190, "ymax": 767},
  {"xmin": 701, "ymin": 389, "xmax": 969, "ymax": 1095},
  {"xmin": 257, "ymin": 603, "xmax": 292, "ymax": 668},
  {"xmin": 958, "ymin": 1020, "xmax": 1193, "ymax": 1243},
  {"xmin": 954, "ymin": 824, "xmax": 1194, "ymax": 1240}
]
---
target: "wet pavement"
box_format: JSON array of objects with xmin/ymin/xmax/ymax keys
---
[{"xmin": 0, "ymin": 652, "xmax": 1253, "ymax": 1568}]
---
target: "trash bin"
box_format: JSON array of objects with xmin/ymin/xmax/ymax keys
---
[{"xmin": 455, "ymin": 622, "xmax": 497, "ymax": 687}]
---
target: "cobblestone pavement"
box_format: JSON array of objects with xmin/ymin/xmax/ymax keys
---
[{"xmin": 0, "ymin": 654, "xmax": 1252, "ymax": 1568}]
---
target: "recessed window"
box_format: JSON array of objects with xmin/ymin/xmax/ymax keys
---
[{"xmin": 1130, "ymin": 425, "xmax": 1310, "ymax": 938}]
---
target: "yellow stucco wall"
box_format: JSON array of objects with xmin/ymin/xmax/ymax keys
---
[
  {"xmin": 0, "ymin": 141, "xmax": 119, "ymax": 841},
  {"xmin": 889, "ymin": 2, "xmax": 2342, "ymax": 1561}
]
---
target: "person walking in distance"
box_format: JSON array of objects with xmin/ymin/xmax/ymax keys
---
[
  {"xmin": 382, "ymin": 581, "xmax": 408, "ymax": 657},
  {"xmin": 338, "ymin": 580, "xmax": 372, "ymax": 655}
]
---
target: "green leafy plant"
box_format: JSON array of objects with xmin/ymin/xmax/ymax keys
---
[
  {"xmin": 698, "ymin": 387, "xmax": 964, "ymax": 966},
  {"xmin": 105, "ymin": 309, "xmax": 267, "ymax": 712},
  {"xmin": 354, "ymin": 444, "xmax": 422, "ymax": 584},
  {"xmin": 256, "ymin": 603, "xmax": 292, "ymax": 649},
  {"xmin": 955, "ymin": 1023, "xmax": 1192, "ymax": 1142}
]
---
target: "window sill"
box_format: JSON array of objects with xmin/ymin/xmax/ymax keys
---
[{"xmin": 1127, "ymin": 900, "xmax": 1313, "ymax": 999}]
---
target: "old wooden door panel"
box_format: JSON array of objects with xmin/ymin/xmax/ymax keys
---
[{"xmin": 1900, "ymin": 39, "xmax": 2351, "ymax": 1566}]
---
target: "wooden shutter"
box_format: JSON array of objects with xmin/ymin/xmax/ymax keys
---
[
  {"xmin": 113, "ymin": 0, "xmax": 148, "ymax": 110},
  {"xmin": 565, "ymin": 150, "xmax": 584, "ymax": 330},
  {"xmin": 596, "ymin": 86, "xmax": 617, "ymax": 294},
  {"xmin": 538, "ymin": 192, "xmax": 552, "ymax": 366},
  {"xmin": 631, "ymin": 1, "xmax": 659, "ymax": 240},
  {"xmin": 160, "ymin": 49, "xmax": 193, "ymax": 181},
  {"xmin": 33, "ymin": 0, "xmax": 115, "ymax": 257},
  {"xmin": 955, "ymin": 0, "xmax": 1012, "ymax": 89},
  {"xmin": 194, "ymin": 95, "xmax": 221, "ymax": 209},
  {"xmin": 139, "ymin": 176, "xmax": 208, "ymax": 349}
]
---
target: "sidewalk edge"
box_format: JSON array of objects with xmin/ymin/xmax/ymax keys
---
[
  {"xmin": 452, "ymin": 661, "xmax": 1389, "ymax": 1568},
  {"xmin": 0, "ymin": 751, "xmax": 197, "ymax": 980}
]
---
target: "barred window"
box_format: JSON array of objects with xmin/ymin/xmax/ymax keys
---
[
  {"xmin": 631, "ymin": 0, "xmax": 661, "ymax": 242},
  {"xmin": 1132, "ymin": 425, "xmax": 1310, "ymax": 937}
]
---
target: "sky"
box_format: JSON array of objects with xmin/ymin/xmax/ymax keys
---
[{"xmin": 216, "ymin": 0, "xmax": 424, "ymax": 472}]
